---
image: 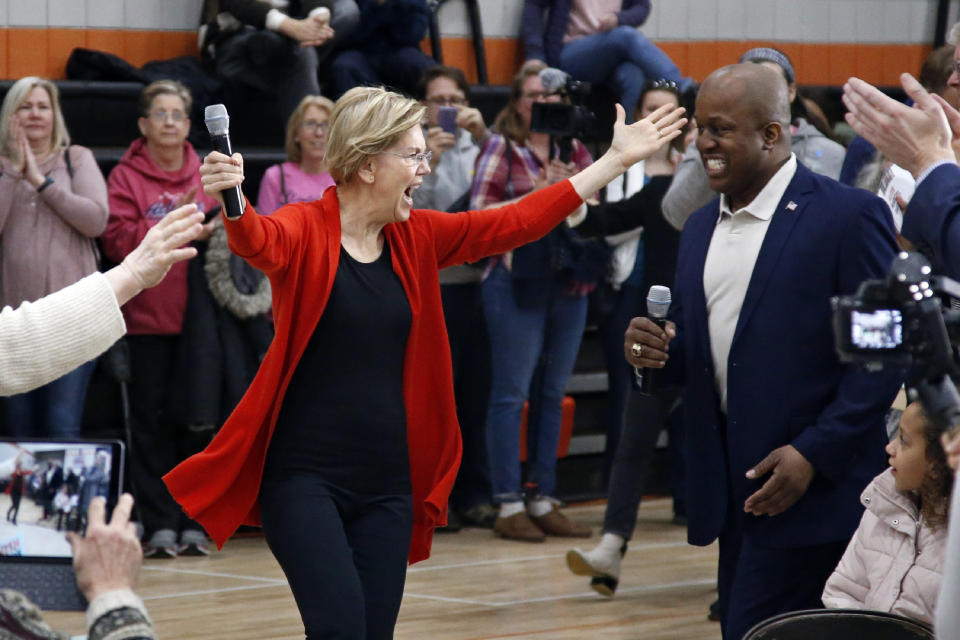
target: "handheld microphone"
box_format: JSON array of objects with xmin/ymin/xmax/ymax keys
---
[
  {"xmin": 538, "ymin": 67, "xmax": 570, "ymax": 96},
  {"xmin": 637, "ymin": 285, "xmax": 672, "ymax": 396},
  {"xmin": 204, "ymin": 104, "xmax": 244, "ymax": 219}
]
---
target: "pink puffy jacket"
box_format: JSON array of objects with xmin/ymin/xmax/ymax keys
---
[{"xmin": 822, "ymin": 468, "xmax": 947, "ymax": 625}]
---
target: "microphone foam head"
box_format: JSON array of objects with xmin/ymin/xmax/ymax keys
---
[
  {"xmin": 647, "ymin": 285, "xmax": 672, "ymax": 318},
  {"xmin": 204, "ymin": 104, "xmax": 230, "ymax": 136},
  {"xmin": 538, "ymin": 67, "xmax": 567, "ymax": 94}
]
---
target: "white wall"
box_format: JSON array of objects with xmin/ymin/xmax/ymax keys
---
[{"xmin": 0, "ymin": 0, "xmax": 950, "ymax": 45}]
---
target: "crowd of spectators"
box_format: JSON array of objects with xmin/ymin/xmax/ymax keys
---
[{"xmin": 4, "ymin": 0, "xmax": 960, "ymax": 638}]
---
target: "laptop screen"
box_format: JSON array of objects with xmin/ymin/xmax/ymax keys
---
[{"xmin": 0, "ymin": 439, "xmax": 124, "ymax": 559}]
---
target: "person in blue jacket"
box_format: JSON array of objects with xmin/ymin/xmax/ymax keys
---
[{"xmin": 627, "ymin": 63, "xmax": 904, "ymax": 639}]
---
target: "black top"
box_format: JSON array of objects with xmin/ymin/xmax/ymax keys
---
[
  {"xmin": 582, "ymin": 175, "xmax": 679, "ymax": 311},
  {"xmin": 263, "ymin": 242, "xmax": 413, "ymax": 494}
]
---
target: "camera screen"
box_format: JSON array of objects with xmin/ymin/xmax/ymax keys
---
[
  {"xmin": 850, "ymin": 309, "xmax": 903, "ymax": 350},
  {"xmin": 0, "ymin": 441, "xmax": 119, "ymax": 558}
]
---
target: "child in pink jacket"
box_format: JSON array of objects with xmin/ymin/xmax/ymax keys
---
[{"xmin": 822, "ymin": 402, "xmax": 954, "ymax": 625}]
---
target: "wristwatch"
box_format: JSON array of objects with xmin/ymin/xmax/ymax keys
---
[{"xmin": 37, "ymin": 176, "xmax": 54, "ymax": 192}]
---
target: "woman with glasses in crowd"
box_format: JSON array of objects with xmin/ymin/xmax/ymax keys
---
[
  {"xmin": 100, "ymin": 79, "xmax": 219, "ymax": 560},
  {"xmin": 166, "ymin": 85, "xmax": 685, "ymax": 639},
  {"xmin": 257, "ymin": 95, "xmax": 336, "ymax": 214},
  {"xmin": 0, "ymin": 76, "xmax": 109, "ymax": 438}
]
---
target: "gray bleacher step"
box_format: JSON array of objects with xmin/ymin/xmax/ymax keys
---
[
  {"xmin": 566, "ymin": 371, "xmax": 608, "ymax": 394},
  {"xmin": 567, "ymin": 433, "xmax": 607, "ymax": 456}
]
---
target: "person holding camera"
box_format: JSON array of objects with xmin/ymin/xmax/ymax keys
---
[
  {"xmin": 200, "ymin": 0, "xmax": 360, "ymax": 125},
  {"xmin": 471, "ymin": 59, "xmax": 597, "ymax": 542},
  {"xmin": 624, "ymin": 63, "xmax": 903, "ymax": 639}
]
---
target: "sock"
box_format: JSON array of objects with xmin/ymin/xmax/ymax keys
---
[
  {"xmin": 499, "ymin": 501, "xmax": 525, "ymax": 518},
  {"xmin": 528, "ymin": 497, "xmax": 554, "ymax": 517},
  {"xmin": 597, "ymin": 532, "xmax": 626, "ymax": 552}
]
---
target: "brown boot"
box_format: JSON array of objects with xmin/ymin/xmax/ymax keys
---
[
  {"xmin": 493, "ymin": 511, "xmax": 546, "ymax": 542},
  {"xmin": 531, "ymin": 507, "xmax": 591, "ymax": 538}
]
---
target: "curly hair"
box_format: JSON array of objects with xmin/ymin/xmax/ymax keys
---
[{"xmin": 917, "ymin": 405, "xmax": 954, "ymax": 529}]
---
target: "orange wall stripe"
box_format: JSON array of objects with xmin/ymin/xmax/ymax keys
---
[{"xmin": 0, "ymin": 29, "xmax": 936, "ymax": 89}]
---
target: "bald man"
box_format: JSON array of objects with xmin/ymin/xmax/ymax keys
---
[{"xmin": 625, "ymin": 64, "xmax": 904, "ymax": 638}]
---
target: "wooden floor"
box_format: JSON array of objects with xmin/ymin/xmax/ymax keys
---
[{"xmin": 45, "ymin": 498, "xmax": 720, "ymax": 639}]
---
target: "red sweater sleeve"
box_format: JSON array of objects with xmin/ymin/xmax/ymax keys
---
[{"xmin": 422, "ymin": 179, "xmax": 582, "ymax": 269}]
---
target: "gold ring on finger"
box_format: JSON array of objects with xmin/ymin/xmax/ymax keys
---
[{"xmin": 631, "ymin": 342, "xmax": 643, "ymax": 358}]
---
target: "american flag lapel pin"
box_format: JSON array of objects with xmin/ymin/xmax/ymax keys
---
[{"xmin": 786, "ymin": 201, "xmax": 797, "ymax": 211}]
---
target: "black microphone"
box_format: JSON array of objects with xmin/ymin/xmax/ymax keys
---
[
  {"xmin": 204, "ymin": 104, "xmax": 244, "ymax": 219},
  {"xmin": 637, "ymin": 285, "xmax": 672, "ymax": 396}
]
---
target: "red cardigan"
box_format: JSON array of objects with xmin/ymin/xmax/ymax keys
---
[{"xmin": 163, "ymin": 180, "xmax": 582, "ymax": 563}]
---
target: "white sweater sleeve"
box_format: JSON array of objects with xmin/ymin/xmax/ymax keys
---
[{"xmin": 0, "ymin": 272, "xmax": 126, "ymax": 396}]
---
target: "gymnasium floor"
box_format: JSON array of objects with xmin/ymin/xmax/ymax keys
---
[{"xmin": 45, "ymin": 497, "xmax": 720, "ymax": 639}]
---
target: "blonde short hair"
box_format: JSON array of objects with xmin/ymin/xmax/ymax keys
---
[
  {"xmin": 285, "ymin": 94, "xmax": 336, "ymax": 164},
  {"xmin": 0, "ymin": 77, "xmax": 70, "ymax": 157},
  {"xmin": 138, "ymin": 79, "xmax": 192, "ymax": 117},
  {"xmin": 325, "ymin": 86, "xmax": 425, "ymax": 184}
]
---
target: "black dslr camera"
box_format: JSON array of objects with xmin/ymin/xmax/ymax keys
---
[
  {"xmin": 832, "ymin": 251, "xmax": 960, "ymax": 434},
  {"xmin": 530, "ymin": 75, "xmax": 596, "ymax": 163}
]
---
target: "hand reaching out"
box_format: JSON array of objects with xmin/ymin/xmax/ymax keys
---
[{"xmin": 609, "ymin": 102, "xmax": 687, "ymax": 172}]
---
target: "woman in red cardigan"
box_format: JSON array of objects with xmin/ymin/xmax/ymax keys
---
[{"xmin": 167, "ymin": 86, "xmax": 684, "ymax": 639}]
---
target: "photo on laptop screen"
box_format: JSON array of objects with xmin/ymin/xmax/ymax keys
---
[{"xmin": 0, "ymin": 439, "xmax": 124, "ymax": 558}]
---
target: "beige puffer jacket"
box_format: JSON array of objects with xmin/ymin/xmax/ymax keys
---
[{"xmin": 822, "ymin": 468, "xmax": 947, "ymax": 625}]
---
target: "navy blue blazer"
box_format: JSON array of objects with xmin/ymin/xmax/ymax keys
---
[
  {"xmin": 903, "ymin": 162, "xmax": 960, "ymax": 281},
  {"xmin": 667, "ymin": 162, "xmax": 904, "ymax": 549}
]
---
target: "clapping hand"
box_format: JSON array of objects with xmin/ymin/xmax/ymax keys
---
[
  {"xmin": 7, "ymin": 116, "xmax": 44, "ymax": 188},
  {"xmin": 843, "ymin": 74, "xmax": 956, "ymax": 177}
]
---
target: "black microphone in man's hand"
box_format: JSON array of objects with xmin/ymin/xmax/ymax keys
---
[
  {"xmin": 204, "ymin": 104, "xmax": 244, "ymax": 219},
  {"xmin": 637, "ymin": 285, "xmax": 671, "ymax": 396}
]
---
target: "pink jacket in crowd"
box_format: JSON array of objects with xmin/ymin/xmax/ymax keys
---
[
  {"xmin": 100, "ymin": 138, "xmax": 216, "ymax": 335},
  {"xmin": 822, "ymin": 467, "xmax": 947, "ymax": 625}
]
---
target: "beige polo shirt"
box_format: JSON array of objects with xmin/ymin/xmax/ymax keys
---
[{"xmin": 704, "ymin": 154, "xmax": 798, "ymax": 412}]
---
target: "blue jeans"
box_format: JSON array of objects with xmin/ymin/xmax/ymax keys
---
[
  {"xmin": 4, "ymin": 359, "xmax": 96, "ymax": 437},
  {"xmin": 482, "ymin": 265, "xmax": 588, "ymax": 501},
  {"xmin": 559, "ymin": 26, "xmax": 684, "ymax": 120}
]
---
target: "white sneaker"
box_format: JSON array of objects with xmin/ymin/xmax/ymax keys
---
[{"xmin": 565, "ymin": 532, "xmax": 627, "ymax": 597}]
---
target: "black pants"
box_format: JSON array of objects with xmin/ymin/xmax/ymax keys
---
[
  {"xmin": 6, "ymin": 492, "xmax": 21, "ymax": 524},
  {"xmin": 259, "ymin": 474, "xmax": 413, "ymax": 640},
  {"xmin": 127, "ymin": 335, "xmax": 207, "ymax": 537}
]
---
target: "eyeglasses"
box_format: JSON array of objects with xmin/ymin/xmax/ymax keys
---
[
  {"xmin": 147, "ymin": 110, "xmax": 187, "ymax": 123},
  {"xmin": 522, "ymin": 90, "xmax": 549, "ymax": 101},
  {"xmin": 384, "ymin": 150, "xmax": 433, "ymax": 166},
  {"xmin": 649, "ymin": 79, "xmax": 680, "ymax": 91},
  {"xmin": 426, "ymin": 96, "xmax": 467, "ymax": 106},
  {"xmin": 301, "ymin": 120, "xmax": 330, "ymax": 133},
  {"xmin": 953, "ymin": 60, "xmax": 960, "ymax": 76}
]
